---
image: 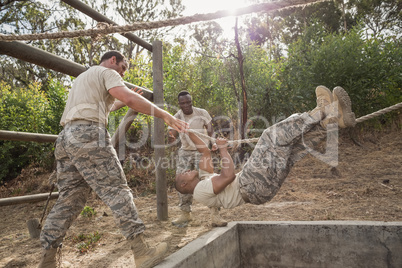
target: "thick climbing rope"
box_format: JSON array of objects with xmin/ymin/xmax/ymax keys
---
[
  {"xmin": 355, "ymin": 102, "xmax": 402, "ymax": 124},
  {"xmin": 0, "ymin": 0, "xmax": 330, "ymax": 42},
  {"xmin": 187, "ymin": 129, "xmax": 260, "ymax": 146},
  {"xmin": 189, "ymin": 102, "xmax": 402, "ymax": 145}
]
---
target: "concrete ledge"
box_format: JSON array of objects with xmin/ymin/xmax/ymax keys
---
[
  {"xmin": 156, "ymin": 223, "xmax": 241, "ymax": 268},
  {"xmin": 156, "ymin": 221, "xmax": 402, "ymax": 268}
]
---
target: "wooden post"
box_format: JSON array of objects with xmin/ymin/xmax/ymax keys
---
[
  {"xmin": 26, "ymin": 218, "xmax": 41, "ymax": 239},
  {"xmin": 152, "ymin": 40, "xmax": 168, "ymax": 221}
]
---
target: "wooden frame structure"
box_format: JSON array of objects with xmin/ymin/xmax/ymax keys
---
[{"xmin": 0, "ymin": 0, "xmax": 169, "ymax": 220}]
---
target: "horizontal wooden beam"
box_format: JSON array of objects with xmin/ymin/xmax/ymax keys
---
[
  {"xmin": 0, "ymin": 130, "xmax": 58, "ymax": 143},
  {"xmin": 0, "ymin": 192, "xmax": 59, "ymax": 207},
  {"xmin": 0, "ymin": 41, "xmax": 154, "ymax": 101},
  {"xmin": 0, "ymin": 41, "xmax": 86, "ymax": 77}
]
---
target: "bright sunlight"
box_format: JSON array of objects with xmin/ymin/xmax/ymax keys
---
[{"xmin": 182, "ymin": 0, "xmax": 251, "ymax": 37}]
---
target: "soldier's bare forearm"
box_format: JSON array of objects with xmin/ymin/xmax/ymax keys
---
[{"xmin": 217, "ymin": 140, "xmax": 235, "ymax": 179}]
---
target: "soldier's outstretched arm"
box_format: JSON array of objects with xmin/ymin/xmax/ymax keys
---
[
  {"xmin": 210, "ymin": 138, "xmax": 235, "ymax": 194},
  {"xmin": 109, "ymin": 85, "xmax": 188, "ymax": 133},
  {"xmin": 186, "ymin": 132, "xmax": 213, "ymax": 173}
]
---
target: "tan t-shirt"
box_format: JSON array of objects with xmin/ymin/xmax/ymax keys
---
[
  {"xmin": 169, "ymin": 107, "xmax": 212, "ymax": 151},
  {"xmin": 193, "ymin": 170, "xmax": 245, "ymax": 209},
  {"xmin": 60, "ymin": 66, "xmax": 125, "ymax": 126}
]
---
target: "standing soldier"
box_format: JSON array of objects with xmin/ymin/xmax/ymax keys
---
[
  {"xmin": 38, "ymin": 51, "xmax": 188, "ymax": 268},
  {"xmin": 168, "ymin": 91, "xmax": 227, "ymax": 227}
]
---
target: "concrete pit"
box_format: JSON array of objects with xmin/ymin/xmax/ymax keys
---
[{"xmin": 155, "ymin": 221, "xmax": 402, "ymax": 268}]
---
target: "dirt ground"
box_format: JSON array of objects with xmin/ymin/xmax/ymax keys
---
[{"xmin": 0, "ymin": 124, "xmax": 401, "ymax": 268}]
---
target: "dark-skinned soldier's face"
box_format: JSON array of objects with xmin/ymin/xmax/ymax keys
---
[{"xmin": 178, "ymin": 94, "xmax": 193, "ymax": 115}]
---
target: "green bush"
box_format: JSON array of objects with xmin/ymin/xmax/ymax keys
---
[
  {"xmin": 45, "ymin": 80, "xmax": 68, "ymax": 134},
  {"xmin": 281, "ymin": 25, "xmax": 402, "ymax": 119},
  {"xmin": 0, "ymin": 80, "xmax": 67, "ymax": 184}
]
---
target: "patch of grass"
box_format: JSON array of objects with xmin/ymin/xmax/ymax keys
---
[
  {"xmin": 71, "ymin": 231, "xmax": 102, "ymax": 253},
  {"xmin": 80, "ymin": 206, "xmax": 96, "ymax": 218},
  {"xmin": 11, "ymin": 188, "xmax": 21, "ymax": 195}
]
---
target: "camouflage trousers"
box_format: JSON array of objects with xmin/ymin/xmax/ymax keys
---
[
  {"xmin": 40, "ymin": 124, "xmax": 145, "ymax": 249},
  {"xmin": 238, "ymin": 112, "xmax": 338, "ymax": 205},
  {"xmin": 176, "ymin": 149, "xmax": 202, "ymax": 212}
]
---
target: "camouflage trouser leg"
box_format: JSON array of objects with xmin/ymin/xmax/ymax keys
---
[
  {"xmin": 176, "ymin": 149, "xmax": 201, "ymax": 212},
  {"xmin": 40, "ymin": 125, "xmax": 145, "ymax": 249},
  {"xmin": 288, "ymin": 123, "xmax": 338, "ymax": 167},
  {"xmin": 238, "ymin": 113, "xmax": 329, "ymax": 205}
]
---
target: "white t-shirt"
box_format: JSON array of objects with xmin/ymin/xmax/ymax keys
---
[
  {"xmin": 60, "ymin": 66, "xmax": 125, "ymax": 126},
  {"xmin": 193, "ymin": 170, "xmax": 245, "ymax": 209},
  {"xmin": 169, "ymin": 107, "xmax": 212, "ymax": 151}
]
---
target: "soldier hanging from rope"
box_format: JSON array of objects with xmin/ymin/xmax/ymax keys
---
[{"xmin": 175, "ymin": 86, "xmax": 356, "ymax": 209}]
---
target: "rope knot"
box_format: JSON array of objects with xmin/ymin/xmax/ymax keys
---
[{"xmin": 91, "ymin": 22, "xmax": 112, "ymax": 40}]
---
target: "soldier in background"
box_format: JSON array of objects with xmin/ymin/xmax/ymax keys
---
[{"xmin": 168, "ymin": 91, "xmax": 227, "ymax": 227}]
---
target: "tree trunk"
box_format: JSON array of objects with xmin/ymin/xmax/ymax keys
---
[
  {"xmin": 337, "ymin": 0, "xmax": 348, "ymax": 32},
  {"xmin": 234, "ymin": 18, "xmax": 247, "ymax": 140},
  {"xmin": 227, "ymin": 60, "xmax": 242, "ymax": 141}
]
